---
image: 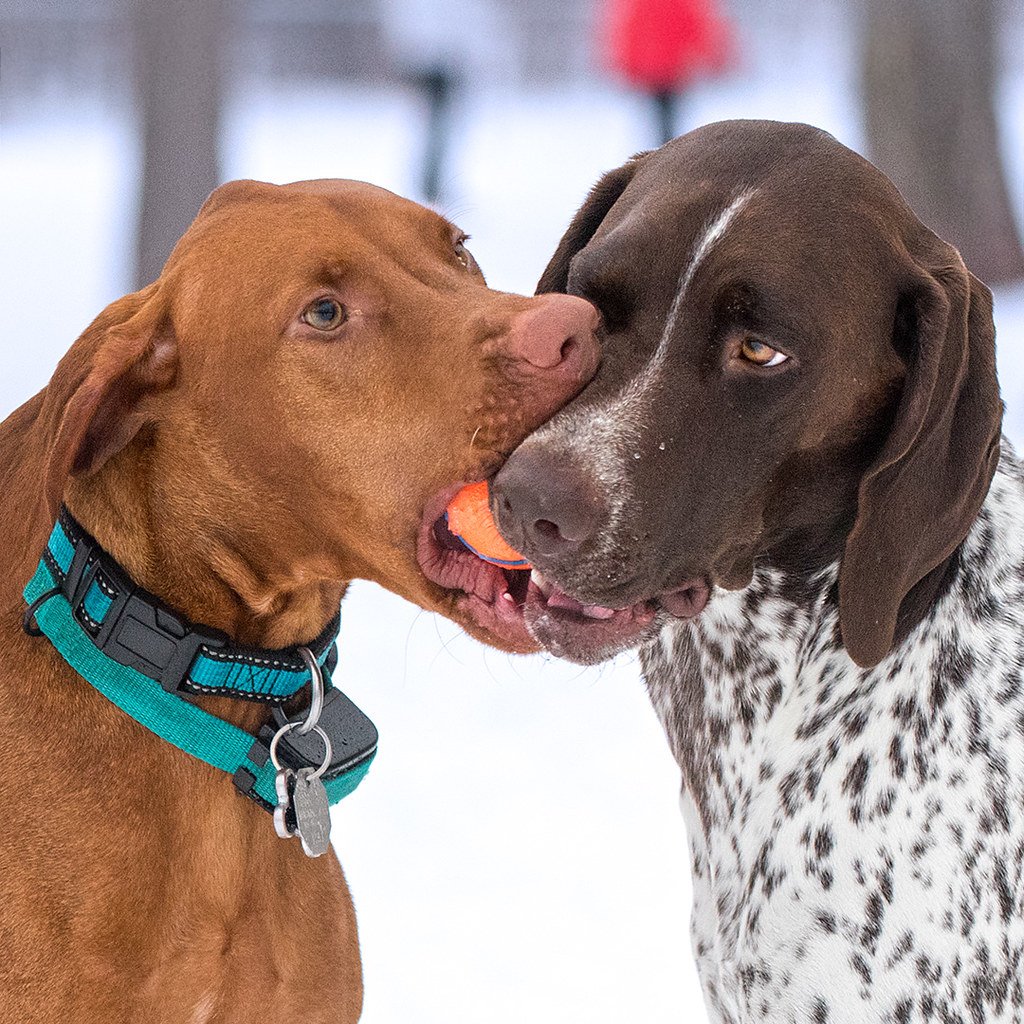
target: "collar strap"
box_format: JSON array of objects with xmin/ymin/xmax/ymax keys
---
[
  {"xmin": 23, "ymin": 510, "xmax": 377, "ymax": 813},
  {"xmin": 35, "ymin": 508, "xmax": 339, "ymax": 703}
]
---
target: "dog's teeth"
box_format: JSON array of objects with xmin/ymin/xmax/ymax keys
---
[
  {"xmin": 581, "ymin": 604, "xmax": 617, "ymax": 620},
  {"xmin": 530, "ymin": 569, "xmax": 554, "ymax": 598},
  {"xmin": 501, "ymin": 592, "xmax": 515, "ymax": 604}
]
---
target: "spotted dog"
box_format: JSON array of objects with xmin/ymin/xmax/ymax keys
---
[{"xmin": 491, "ymin": 121, "xmax": 1023, "ymax": 1021}]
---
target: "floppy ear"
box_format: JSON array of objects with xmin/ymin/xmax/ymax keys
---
[
  {"xmin": 41, "ymin": 283, "xmax": 178, "ymax": 519},
  {"xmin": 536, "ymin": 153, "xmax": 649, "ymax": 295},
  {"xmin": 839, "ymin": 236, "xmax": 1002, "ymax": 667}
]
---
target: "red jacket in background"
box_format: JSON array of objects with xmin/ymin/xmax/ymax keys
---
[{"xmin": 602, "ymin": 0, "xmax": 735, "ymax": 91}]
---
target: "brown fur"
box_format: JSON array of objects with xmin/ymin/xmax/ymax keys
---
[{"xmin": 0, "ymin": 178, "xmax": 598, "ymax": 1022}]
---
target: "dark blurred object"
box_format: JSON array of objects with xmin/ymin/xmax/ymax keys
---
[
  {"xmin": 601, "ymin": 0, "xmax": 735, "ymax": 144},
  {"xmin": 133, "ymin": 0, "xmax": 227, "ymax": 289},
  {"xmin": 862, "ymin": 0, "xmax": 1024, "ymax": 285},
  {"xmin": 377, "ymin": 0, "xmax": 502, "ymax": 205},
  {"xmin": 413, "ymin": 66, "xmax": 457, "ymax": 204}
]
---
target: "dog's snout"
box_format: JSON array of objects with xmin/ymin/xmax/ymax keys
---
[
  {"xmin": 505, "ymin": 294, "xmax": 600, "ymax": 377},
  {"xmin": 492, "ymin": 447, "xmax": 602, "ymax": 560}
]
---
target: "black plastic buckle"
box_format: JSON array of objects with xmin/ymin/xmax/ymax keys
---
[
  {"xmin": 98, "ymin": 591, "xmax": 228, "ymax": 692},
  {"xmin": 59, "ymin": 532, "xmax": 228, "ymax": 692}
]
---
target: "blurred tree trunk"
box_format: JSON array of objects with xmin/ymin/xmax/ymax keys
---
[
  {"xmin": 133, "ymin": 0, "xmax": 226, "ymax": 288},
  {"xmin": 861, "ymin": 0, "xmax": 1024, "ymax": 284}
]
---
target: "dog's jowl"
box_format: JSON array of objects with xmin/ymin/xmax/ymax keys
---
[{"xmin": 494, "ymin": 121, "xmax": 1022, "ymax": 1022}]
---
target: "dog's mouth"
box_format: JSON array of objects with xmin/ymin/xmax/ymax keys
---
[
  {"xmin": 417, "ymin": 484, "xmax": 710, "ymax": 658},
  {"xmin": 417, "ymin": 483, "xmax": 535, "ymax": 649}
]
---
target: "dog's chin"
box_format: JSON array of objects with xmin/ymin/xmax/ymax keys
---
[{"xmin": 521, "ymin": 569, "xmax": 711, "ymax": 665}]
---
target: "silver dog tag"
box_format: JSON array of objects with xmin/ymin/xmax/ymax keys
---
[
  {"xmin": 274, "ymin": 768, "xmax": 296, "ymax": 840},
  {"xmin": 293, "ymin": 767, "xmax": 332, "ymax": 858}
]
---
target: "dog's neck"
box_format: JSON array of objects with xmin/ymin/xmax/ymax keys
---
[
  {"xmin": 640, "ymin": 452, "xmax": 1024, "ymax": 1017},
  {"xmin": 645, "ymin": 450, "xmax": 1020, "ymax": 812},
  {"xmin": 62, "ymin": 476, "xmax": 348, "ymax": 732},
  {"xmin": 65, "ymin": 471, "xmax": 349, "ymax": 649}
]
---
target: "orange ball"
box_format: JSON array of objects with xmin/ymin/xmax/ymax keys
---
[{"xmin": 446, "ymin": 481, "xmax": 530, "ymax": 567}]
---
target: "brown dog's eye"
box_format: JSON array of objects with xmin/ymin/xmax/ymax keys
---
[
  {"xmin": 739, "ymin": 337, "xmax": 788, "ymax": 367},
  {"xmin": 303, "ymin": 298, "xmax": 346, "ymax": 331}
]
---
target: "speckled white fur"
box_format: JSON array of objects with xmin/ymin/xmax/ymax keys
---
[{"xmin": 642, "ymin": 445, "xmax": 1024, "ymax": 1023}]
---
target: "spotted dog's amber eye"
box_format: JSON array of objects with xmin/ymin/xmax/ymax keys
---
[
  {"xmin": 302, "ymin": 298, "xmax": 346, "ymax": 331},
  {"xmin": 739, "ymin": 337, "xmax": 788, "ymax": 367}
]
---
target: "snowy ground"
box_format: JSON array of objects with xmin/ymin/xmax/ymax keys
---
[{"xmin": 2, "ymin": 26, "xmax": 1022, "ymax": 1024}]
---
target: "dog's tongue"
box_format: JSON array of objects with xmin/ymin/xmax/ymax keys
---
[
  {"xmin": 530, "ymin": 570, "xmax": 617, "ymax": 620},
  {"xmin": 546, "ymin": 588, "xmax": 618, "ymax": 620}
]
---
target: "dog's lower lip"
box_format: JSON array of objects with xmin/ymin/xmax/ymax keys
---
[
  {"xmin": 518, "ymin": 572, "xmax": 661, "ymax": 664},
  {"xmin": 525, "ymin": 568, "xmax": 711, "ymax": 627}
]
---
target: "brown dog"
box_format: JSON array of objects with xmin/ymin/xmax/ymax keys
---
[
  {"xmin": 0, "ymin": 178, "xmax": 598, "ymax": 1022},
  {"xmin": 490, "ymin": 122, "xmax": 1013, "ymax": 1020}
]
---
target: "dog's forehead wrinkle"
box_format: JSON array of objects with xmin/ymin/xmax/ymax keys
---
[
  {"xmin": 229, "ymin": 187, "xmax": 454, "ymax": 263},
  {"xmin": 593, "ymin": 199, "xmax": 654, "ymax": 244}
]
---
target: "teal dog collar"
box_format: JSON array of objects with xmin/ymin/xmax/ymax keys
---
[
  {"xmin": 23, "ymin": 509, "xmax": 376, "ymax": 836},
  {"xmin": 28, "ymin": 509, "xmax": 341, "ymax": 702}
]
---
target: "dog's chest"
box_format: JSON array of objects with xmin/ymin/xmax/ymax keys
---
[{"xmin": 640, "ymin": 462, "xmax": 1024, "ymax": 1023}]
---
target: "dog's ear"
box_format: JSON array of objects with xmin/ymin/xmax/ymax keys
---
[
  {"xmin": 839, "ymin": 234, "xmax": 1002, "ymax": 667},
  {"xmin": 41, "ymin": 283, "xmax": 178, "ymax": 519},
  {"xmin": 536, "ymin": 153, "xmax": 649, "ymax": 295}
]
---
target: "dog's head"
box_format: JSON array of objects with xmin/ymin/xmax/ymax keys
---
[
  {"xmin": 36, "ymin": 178, "xmax": 599, "ymax": 650},
  {"xmin": 492, "ymin": 120, "xmax": 1001, "ymax": 667}
]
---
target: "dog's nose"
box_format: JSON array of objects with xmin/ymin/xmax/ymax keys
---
[
  {"xmin": 491, "ymin": 447, "xmax": 602, "ymax": 560},
  {"xmin": 505, "ymin": 294, "xmax": 600, "ymax": 377}
]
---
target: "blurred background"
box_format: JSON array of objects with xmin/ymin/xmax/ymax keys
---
[{"xmin": 1, "ymin": 1, "xmax": 1022, "ymax": 1020}]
